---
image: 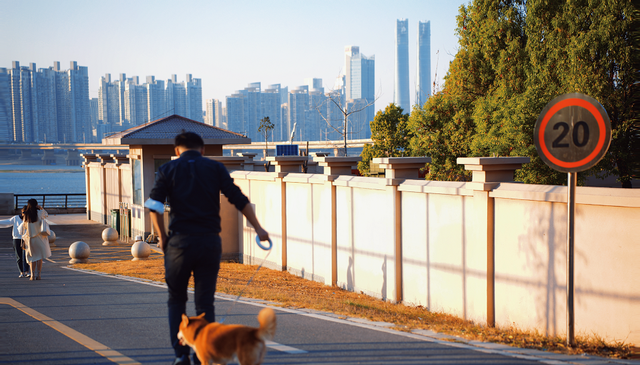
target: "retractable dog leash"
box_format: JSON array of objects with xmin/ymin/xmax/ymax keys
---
[{"xmin": 218, "ymin": 235, "xmax": 273, "ymax": 324}]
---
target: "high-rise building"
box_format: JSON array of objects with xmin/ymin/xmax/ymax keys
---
[
  {"xmin": 213, "ymin": 99, "xmax": 224, "ymax": 129},
  {"xmin": 226, "ymin": 92, "xmax": 245, "ymax": 136},
  {"xmin": 288, "ymin": 86, "xmax": 309, "ymax": 142},
  {"xmin": 261, "ymin": 87, "xmax": 283, "ymax": 142},
  {"xmin": 240, "ymin": 83, "xmax": 261, "ymax": 142},
  {"xmin": 344, "ymin": 46, "xmax": 375, "ymax": 132},
  {"xmin": 0, "ymin": 68, "xmax": 11, "ymax": 142},
  {"xmin": 2, "ymin": 61, "xmax": 91, "ymax": 143},
  {"xmin": 394, "ymin": 19, "xmax": 410, "ymax": 113},
  {"xmin": 37, "ymin": 67, "xmax": 59, "ymax": 142},
  {"xmin": 98, "ymin": 74, "xmax": 121, "ymax": 126},
  {"xmin": 205, "ymin": 99, "xmax": 215, "ymax": 126},
  {"xmin": 124, "ymin": 80, "xmax": 148, "ymax": 126},
  {"xmin": 146, "ymin": 76, "xmax": 166, "ymax": 122},
  {"xmin": 416, "ymin": 20, "xmax": 431, "ymax": 107},
  {"xmin": 185, "ymin": 74, "xmax": 203, "ymax": 122},
  {"xmin": 67, "ymin": 61, "xmax": 91, "ymax": 142},
  {"xmin": 166, "ymin": 74, "xmax": 186, "ymax": 118}
]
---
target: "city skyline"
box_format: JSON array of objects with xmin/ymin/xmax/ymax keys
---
[{"xmin": 1, "ymin": 0, "xmax": 469, "ymax": 114}]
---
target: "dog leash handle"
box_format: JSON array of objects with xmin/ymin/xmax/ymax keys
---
[{"xmin": 255, "ymin": 235, "xmax": 273, "ymax": 250}]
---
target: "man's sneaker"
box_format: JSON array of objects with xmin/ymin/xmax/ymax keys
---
[{"xmin": 18, "ymin": 273, "xmax": 24, "ymax": 278}]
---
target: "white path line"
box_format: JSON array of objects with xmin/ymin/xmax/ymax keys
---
[
  {"xmin": 265, "ymin": 340, "xmax": 308, "ymax": 354},
  {"xmin": 0, "ymin": 297, "xmax": 141, "ymax": 365}
]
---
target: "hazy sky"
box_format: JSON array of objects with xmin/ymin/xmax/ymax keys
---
[{"xmin": 1, "ymin": 0, "xmax": 469, "ymax": 113}]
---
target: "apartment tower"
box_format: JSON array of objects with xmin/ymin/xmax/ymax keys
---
[
  {"xmin": 416, "ymin": 20, "xmax": 431, "ymax": 107},
  {"xmin": 394, "ymin": 19, "xmax": 410, "ymax": 113}
]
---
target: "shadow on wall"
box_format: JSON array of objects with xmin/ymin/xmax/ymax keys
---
[
  {"xmin": 347, "ymin": 256, "xmax": 354, "ymax": 291},
  {"xmin": 381, "ymin": 255, "xmax": 387, "ymax": 301}
]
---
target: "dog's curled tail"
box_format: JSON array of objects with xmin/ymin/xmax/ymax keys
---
[{"xmin": 257, "ymin": 308, "xmax": 276, "ymax": 341}]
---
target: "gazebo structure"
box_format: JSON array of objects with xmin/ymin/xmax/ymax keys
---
[{"xmin": 88, "ymin": 115, "xmax": 250, "ymax": 241}]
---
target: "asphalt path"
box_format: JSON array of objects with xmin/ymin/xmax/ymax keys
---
[{"xmin": 1, "ymin": 220, "xmax": 635, "ymax": 365}]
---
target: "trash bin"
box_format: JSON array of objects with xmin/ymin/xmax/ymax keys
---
[{"xmin": 110, "ymin": 209, "xmax": 120, "ymax": 235}]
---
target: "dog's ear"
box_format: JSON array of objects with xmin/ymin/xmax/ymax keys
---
[
  {"xmin": 197, "ymin": 313, "xmax": 206, "ymax": 319},
  {"xmin": 182, "ymin": 314, "xmax": 189, "ymax": 323}
]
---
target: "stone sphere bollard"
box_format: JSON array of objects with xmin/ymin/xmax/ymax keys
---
[
  {"xmin": 48, "ymin": 230, "xmax": 57, "ymax": 247},
  {"xmin": 131, "ymin": 235, "xmax": 151, "ymax": 261},
  {"xmin": 102, "ymin": 227, "xmax": 119, "ymax": 246},
  {"xmin": 69, "ymin": 241, "xmax": 90, "ymax": 264}
]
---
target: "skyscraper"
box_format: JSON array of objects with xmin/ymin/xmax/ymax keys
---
[
  {"xmin": 288, "ymin": 86, "xmax": 309, "ymax": 142},
  {"xmin": 416, "ymin": 20, "xmax": 431, "ymax": 107},
  {"xmin": 185, "ymin": 74, "xmax": 203, "ymax": 122},
  {"xmin": 394, "ymin": 19, "xmax": 410, "ymax": 113},
  {"xmin": 226, "ymin": 92, "xmax": 245, "ymax": 135},
  {"xmin": 146, "ymin": 76, "xmax": 166, "ymax": 122},
  {"xmin": 0, "ymin": 68, "xmax": 11, "ymax": 142},
  {"xmin": 261, "ymin": 86, "xmax": 283, "ymax": 141},
  {"xmin": 344, "ymin": 46, "xmax": 375, "ymax": 137},
  {"xmin": 1, "ymin": 61, "xmax": 91, "ymax": 143}
]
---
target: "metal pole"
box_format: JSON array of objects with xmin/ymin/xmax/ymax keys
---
[{"xmin": 567, "ymin": 172, "xmax": 576, "ymax": 347}]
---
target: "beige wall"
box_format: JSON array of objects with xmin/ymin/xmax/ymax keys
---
[
  {"xmin": 84, "ymin": 158, "xmax": 639, "ymax": 346},
  {"xmin": 229, "ymin": 171, "xmax": 639, "ymax": 346}
]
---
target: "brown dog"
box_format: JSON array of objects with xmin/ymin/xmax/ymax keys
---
[{"xmin": 177, "ymin": 308, "xmax": 276, "ymax": 365}]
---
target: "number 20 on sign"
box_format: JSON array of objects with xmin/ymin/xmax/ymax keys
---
[{"xmin": 534, "ymin": 93, "xmax": 611, "ymax": 173}]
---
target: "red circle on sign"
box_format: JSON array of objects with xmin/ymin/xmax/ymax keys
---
[{"xmin": 537, "ymin": 98, "xmax": 606, "ymax": 169}]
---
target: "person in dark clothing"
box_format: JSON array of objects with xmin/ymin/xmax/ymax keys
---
[
  {"xmin": 0, "ymin": 206, "xmax": 28, "ymax": 277},
  {"xmin": 145, "ymin": 131, "xmax": 269, "ymax": 365}
]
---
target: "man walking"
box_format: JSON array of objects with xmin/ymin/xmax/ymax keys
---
[{"xmin": 145, "ymin": 131, "xmax": 269, "ymax": 365}]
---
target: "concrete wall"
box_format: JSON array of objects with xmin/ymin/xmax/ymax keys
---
[
  {"xmin": 83, "ymin": 156, "xmax": 639, "ymax": 346},
  {"xmin": 231, "ymin": 170, "xmax": 639, "ymax": 346}
]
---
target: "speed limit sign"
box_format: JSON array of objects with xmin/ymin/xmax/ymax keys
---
[
  {"xmin": 534, "ymin": 93, "xmax": 611, "ymax": 173},
  {"xmin": 534, "ymin": 93, "xmax": 612, "ymax": 347}
]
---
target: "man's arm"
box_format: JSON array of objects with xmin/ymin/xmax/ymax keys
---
[
  {"xmin": 241, "ymin": 204, "xmax": 269, "ymax": 242},
  {"xmin": 149, "ymin": 210, "xmax": 168, "ymax": 253}
]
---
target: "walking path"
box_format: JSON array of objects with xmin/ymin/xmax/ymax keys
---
[{"xmin": 0, "ymin": 214, "xmax": 637, "ymax": 364}]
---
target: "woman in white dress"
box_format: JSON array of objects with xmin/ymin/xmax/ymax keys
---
[{"xmin": 18, "ymin": 199, "xmax": 51, "ymax": 281}]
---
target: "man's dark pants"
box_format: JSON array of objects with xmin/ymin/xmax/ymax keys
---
[
  {"xmin": 164, "ymin": 233, "xmax": 222, "ymax": 358},
  {"xmin": 12, "ymin": 238, "xmax": 26, "ymax": 273}
]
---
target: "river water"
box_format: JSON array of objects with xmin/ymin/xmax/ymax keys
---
[{"xmin": 0, "ymin": 164, "xmax": 86, "ymax": 194}]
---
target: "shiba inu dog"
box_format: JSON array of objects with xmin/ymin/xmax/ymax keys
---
[{"xmin": 177, "ymin": 308, "xmax": 276, "ymax": 365}]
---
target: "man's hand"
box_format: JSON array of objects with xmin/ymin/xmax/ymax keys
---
[{"xmin": 255, "ymin": 227, "xmax": 270, "ymax": 242}]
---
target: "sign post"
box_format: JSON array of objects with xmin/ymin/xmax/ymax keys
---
[{"xmin": 534, "ymin": 93, "xmax": 611, "ymax": 347}]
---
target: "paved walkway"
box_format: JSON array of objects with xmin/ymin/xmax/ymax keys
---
[{"xmin": 0, "ymin": 214, "xmax": 637, "ymax": 365}]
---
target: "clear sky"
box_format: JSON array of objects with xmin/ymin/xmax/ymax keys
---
[{"xmin": 1, "ymin": 0, "xmax": 469, "ymax": 113}]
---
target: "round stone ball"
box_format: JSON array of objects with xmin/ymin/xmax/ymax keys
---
[
  {"xmin": 48, "ymin": 230, "xmax": 57, "ymax": 245},
  {"xmin": 69, "ymin": 241, "xmax": 90, "ymax": 264},
  {"xmin": 131, "ymin": 238, "xmax": 151, "ymax": 261},
  {"xmin": 102, "ymin": 227, "xmax": 119, "ymax": 242}
]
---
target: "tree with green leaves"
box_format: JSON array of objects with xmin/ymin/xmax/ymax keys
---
[
  {"xmin": 258, "ymin": 116, "xmax": 274, "ymax": 157},
  {"xmin": 408, "ymin": 0, "xmax": 637, "ymax": 186},
  {"xmin": 358, "ymin": 103, "xmax": 413, "ymax": 175}
]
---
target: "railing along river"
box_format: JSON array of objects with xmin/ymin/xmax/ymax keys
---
[{"xmin": 14, "ymin": 193, "xmax": 86, "ymax": 212}]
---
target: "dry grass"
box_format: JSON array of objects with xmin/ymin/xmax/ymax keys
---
[{"xmin": 75, "ymin": 258, "xmax": 635, "ymax": 360}]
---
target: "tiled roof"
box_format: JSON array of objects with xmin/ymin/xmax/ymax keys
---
[{"xmin": 103, "ymin": 115, "xmax": 250, "ymax": 145}]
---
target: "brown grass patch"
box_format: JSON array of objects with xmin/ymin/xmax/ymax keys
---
[{"xmin": 75, "ymin": 258, "xmax": 633, "ymax": 359}]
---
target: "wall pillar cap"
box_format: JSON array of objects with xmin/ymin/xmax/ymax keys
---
[
  {"xmin": 457, "ymin": 156, "xmax": 530, "ymax": 190},
  {"xmin": 313, "ymin": 156, "xmax": 361, "ymax": 176},
  {"xmin": 372, "ymin": 156, "xmax": 431, "ymax": 179},
  {"xmin": 265, "ymin": 156, "xmax": 308, "ymax": 173},
  {"xmin": 457, "ymin": 156, "xmax": 530, "ymax": 170}
]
